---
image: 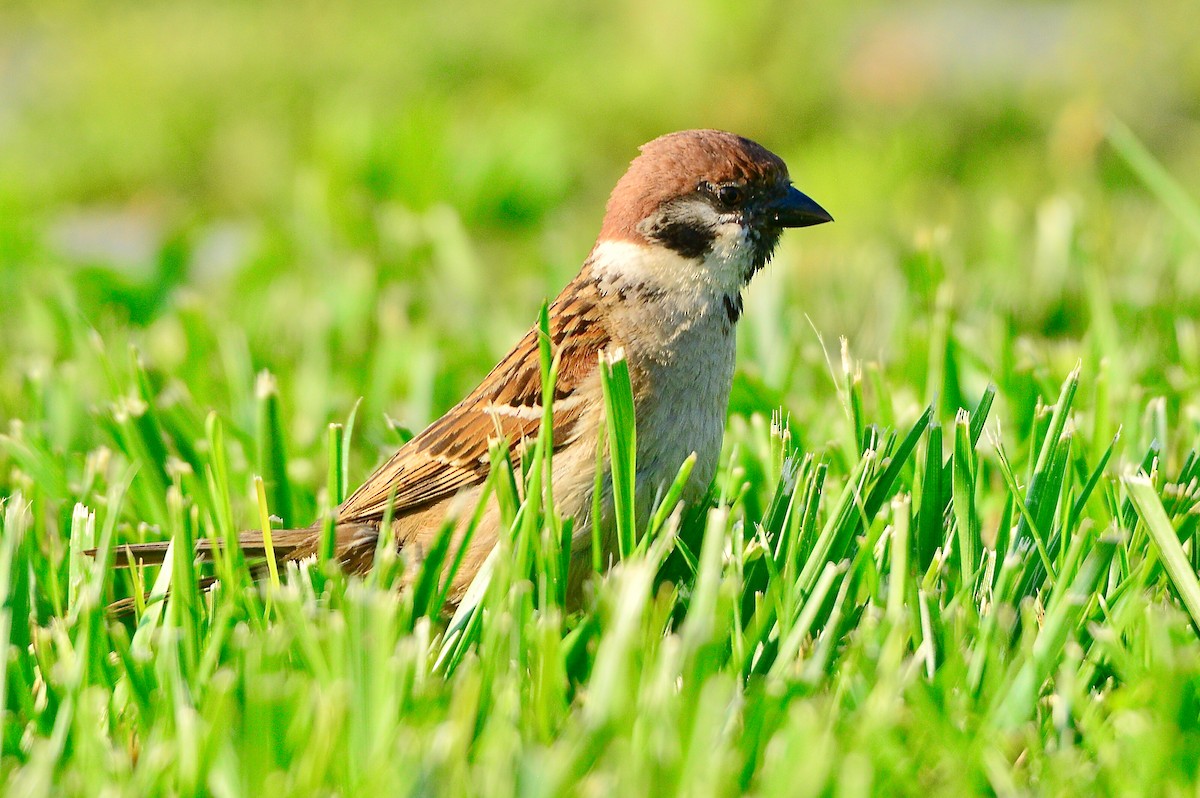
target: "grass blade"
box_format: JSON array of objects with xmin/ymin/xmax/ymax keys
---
[
  {"xmin": 1127, "ymin": 475, "xmax": 1200, "ymax": 630},
  {"xmin": 599, "ymin": 348, "xmax": 637, "ymax": 559}
]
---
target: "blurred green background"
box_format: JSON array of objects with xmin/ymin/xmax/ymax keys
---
[
  {"xmin": 2, "ymin": 0, "xmax": 1199, "ymax": 506},
  {"xmin": 8, "ymin": 6, "xmax": 1200, "ymax": 791}
]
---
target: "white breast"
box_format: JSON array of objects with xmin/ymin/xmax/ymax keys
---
[
  {"xmin": 590, "ymin": 236, "xmax": 750, "ymax": 510},
  {"xmin": 632, "ymin": 311, "xmax": 735, "ymax": 501}
]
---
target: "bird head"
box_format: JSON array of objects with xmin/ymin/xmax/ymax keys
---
[{"xmin": 597, "ymin": 130, "xmax": 831, "ymax": 292}]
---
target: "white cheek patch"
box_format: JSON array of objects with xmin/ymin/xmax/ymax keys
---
[
  {"xmin": 592, "ymin": 226, "xmax": 754, "ymax": 308},
  {"xmin": 591, "ymin": 240, "xmax": 703, "ymax": 294}
]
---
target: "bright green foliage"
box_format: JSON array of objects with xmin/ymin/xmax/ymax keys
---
[
  {"xmin": 4, "ymin": 2, "xmax": 1200, "ymax": 794},
  {"xmin": 7, "ymin": 353, "xmax": 1200, "ymax": 796}
]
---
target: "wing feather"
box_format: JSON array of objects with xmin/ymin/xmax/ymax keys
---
[{"xmin": 337, "ymin": 271, "xmax": 611, "ymax": 523}]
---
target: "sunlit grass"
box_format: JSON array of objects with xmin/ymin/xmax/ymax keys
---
[
  {"xmin": 4, "ymin": 2, "xmax": 1200, "ymax": 793},
  {"xmin": 6, "ymin": 314, "xmax": 1200, "ymax": 793}
]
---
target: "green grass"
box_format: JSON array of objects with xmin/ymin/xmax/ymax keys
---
[{"xmin": 5, "ymin": 2, "xmax": 1200, "ymax": 794}]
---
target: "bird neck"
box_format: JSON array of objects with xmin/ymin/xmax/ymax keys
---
[{"xmin": 587, "ymin": 238, "xmax": 749, "ymax": 323}]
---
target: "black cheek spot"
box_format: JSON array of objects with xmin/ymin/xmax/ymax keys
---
[{"xmin": 645, "ymin": 218, "xmax": 715, "ymax": 259}]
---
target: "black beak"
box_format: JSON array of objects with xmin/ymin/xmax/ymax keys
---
[{"xmin": 767, "ymin": 186, "xmax": 833, "ymax": 228}]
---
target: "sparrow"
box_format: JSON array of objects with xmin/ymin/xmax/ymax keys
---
[{"xmin": 110, "ymin": 129, "xmax": 832, "ymax": 608}]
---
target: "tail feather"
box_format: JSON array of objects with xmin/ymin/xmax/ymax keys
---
[
  {"xmin": 96, "ymin": 523, "xmax": 380, "ymax": 615},
  {"xmin": 107, "ymin": 576, "xmax": 220, "ymax": 617},
  {"xmin": 100, "ymin": 528, "xmax": 325, "ymax": 568}
]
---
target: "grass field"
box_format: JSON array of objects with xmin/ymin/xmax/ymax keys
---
[{"xmin": 4, "ymin": 2, "xmax": 1200, "ymax": 794}]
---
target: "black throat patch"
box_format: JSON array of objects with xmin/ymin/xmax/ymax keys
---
[{"xmin": 742, "ymin": 226, "xmax": 782, "ymax": 282}]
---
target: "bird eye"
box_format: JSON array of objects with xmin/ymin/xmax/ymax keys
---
[{"xmin": 716, "ymin": 184, "xmax": 744, "ymax": 208}]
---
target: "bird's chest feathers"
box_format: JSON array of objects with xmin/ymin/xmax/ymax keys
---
[
  {"xmin": 632, "ymin": 314, "xmax": 735, "ymax": 495},
  {"xmin": 590, "ymin": 240, "xmax": 745, "ymax": 494}
]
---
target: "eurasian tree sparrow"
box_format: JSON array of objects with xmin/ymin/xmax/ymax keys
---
[{"xmin": 113, "ymin": 129, "xmax": 831, "ymax": 607}]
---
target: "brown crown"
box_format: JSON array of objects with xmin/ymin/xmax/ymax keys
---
[{"xmin": 598, "ymin": 129, "xmax": 790, "ymax": 244}]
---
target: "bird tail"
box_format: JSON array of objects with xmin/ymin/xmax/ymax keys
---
[
  {"xmin": 106, "ymin": 528, "xmax": 323, "ymax": 568},
  {"xmin": 104, "ymin": 575, "xmax": 222, "ymax": 617},
  {"xmin": 100, "ymin": 524, "xmax": 378, "ymax": 615}
]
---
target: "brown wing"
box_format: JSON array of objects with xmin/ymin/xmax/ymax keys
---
[{"xmin": 336, "ymin": 270, "xmax": 611, "ymax": 523}]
